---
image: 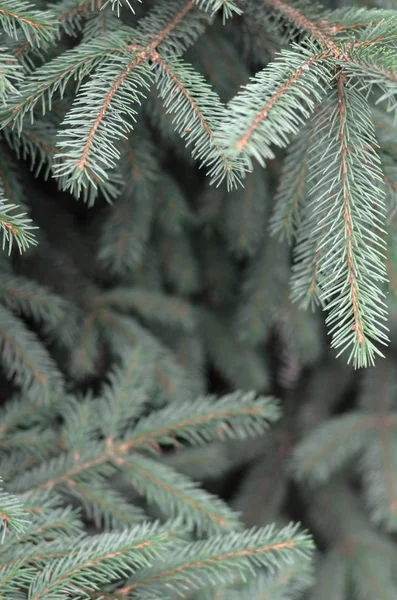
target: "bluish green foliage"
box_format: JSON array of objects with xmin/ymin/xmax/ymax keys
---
[
  {"xmin": 2, "ymin": 0, "xmax": 397, "ymax": 366},
  {"xmin": 1, "ymin": 1, "xmax": 397, "ymax": 600}
]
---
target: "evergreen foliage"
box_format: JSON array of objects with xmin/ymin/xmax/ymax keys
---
[{"xmin": 2, "ymin": 0, "xmax": 397, "ymax": 599}]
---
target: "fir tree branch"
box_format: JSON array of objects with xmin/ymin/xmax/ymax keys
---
[
  {"xmin": 118, "ymin": 523, "xmax": 313, "ymax": 597},
  {"xmin": 0, "ymin": 32, "xmax": 134, "ymax": 130},
  {"xmin": 144, "ymin": 0, "xmax": 196, "ymax": 51},
  {"xmin": 96, "ymin": 310, "xmax": 194, "ymax": 404},
  {"xmin": 0, "ymin": 303, "xmax": 64, "ymax": 401},
  {"xmin": 338, "ymin": 47, "xmax": 397, "ymax": 115},
  {"xmin": 357, "ymin": 364, "xmax": 397, "ymax": 530},
  {"xmin": 336, "ymin": 79, "xmax": 364, "ymax": 346},
  {"xmin": 233, "ymin": 50, "xmax": 329, "ymax": 156},
  {"xmin": 227, "ymin": 561, "xmax": 313, "ymax": 600},
  {"xmin": 0, "ymin": 147, "xmax": 26, "ymax": 208},
  {"xmin": 0, "ymin": 273, "xmax": 69, "ymax": 328},
  {"xmin": 366, "ymin": 411, "xmax": 397, "ymax": 523},
  {"xmin": 195, "ymin": 0, "xmax": 242, "ymax": 21},
  {"xmin": 2, "ymin": 118, "xmax": 59, "ymax": 180},
  {"xmin": 261, "ymin": 0, "xmax": 338, "ymax": 52},
  {"xmin": 317, "ymin": 77, "xmax": 388, "ymax": 367},
  {"xmin": 0, "ymin": 478, "xmax": 29, "ymax": 541},
  {"xmin": 0, "ymin": 197, "xmax": 36, "ymax": 254},
  {"xmin": 221, "ymin": 43, "xmax": 331, "ymax": 170},
  {"xmin": 0, "ymin": 0, "xmax": 56, "ymax": 45},
  {"xmin": 326, "ymin": 7, "xmax": 397, "ymax": 34},
  {"xmin": 102, "ymin": 0, "xmax": 140, "ymax": 17},
  {"xmin": 0, "ymin": 49, "xmax": 24, "ymax": 103},
  {"xmin": 61, "ymin": 479, "xmax": 145, "ymax": 529},
  {"xmin": 53, "ymin": 53, "xmax": 152, "ymax": 196},
  {"xmin": 53, "ymin": 0, "xmax": 208, "ymax": 194},
  {"xmin": 0, "ymin": 429, "xmax": 58, "ymax": 458},
  {"xmin": 98, "ymin": 346, "xmax": 155, "ymax": 439},
  {"xmin": 200, "ymin": 309, "xmax": 269, "ymax": 389},
  {"xmin": 10, "ymin": 389, "xmax": 278, "ymax": 533},
  {"xmin": 0, "ymin": 397, "xmax": 52, "ymax": 437},
  {"xmin": 10, "ymin": 1, "xmax": 105, "ymax": 70},
  {"xmin": 0, "ymin": 505, "xmax": 82, "ymax": 553},
  {"xmin": 21, "ymin": 393, "xmax": 277, "ymax": 492},
  {"xmin": 97, "ymin": 131, "xmax": 158, "ymax": 273},
  {"xmin": 90, "ymin": 287, "xmax": 196, "ymax": 332},
  {"xmin": 292, "ymin": 414, "xmax": 375, "ymax": 482},
  {"xmin": 28, "ymin": 523, "xmax": 178, "ymax": 600},
  {"xmin": 82, "ymin": 6, "xmax": 121, "ymax": 41},
  {"xmin": 117, "ymin": 455, "xmax": 241, "ymax": 534},
  {"xmin": 151, "ymin": 52, "xmax": 244, "ymax": 188},
  {"xmin": 117, "ymin": 392, "xmax": 280, "ymax": 452},
  {"xmin": 270, "ymin": 122, "xmax": 312, "ymax": 243}
]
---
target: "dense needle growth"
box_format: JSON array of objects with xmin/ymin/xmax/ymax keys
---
[{"xmin": 2, "ymin": 0, "xmax": 397, "ymax": 599}]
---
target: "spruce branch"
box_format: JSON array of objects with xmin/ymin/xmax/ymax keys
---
[
  {"xmin": 0, "ymin": 502, "xmax": 82, "ymax": 551},
  {"xmin": 82, "ymin": 8, "xmax": 121, "ymax": 41},
  {"xmin": 53, "ymin": 54, "xmax": 153, "ymax": 196},
  {"xmin": 16, "ymin": 393, "xmax": 278, "ymax": 493},
  {"xmin": 311, "ymin": 78, "xmax": 387, "ymax": 367},
  {"xmin": 118, "ymin": 391, "xmax": 280, "ymax": 451},
  {"xmin": 8, "ymin": 385, "xmax": 278, "ymax": 533},
  {"xmin": 326, "ymin": 7, "xmax": 397, "ymax": 34},
  {"xmin": 102, "ymin": 0, "xmax": 141, "ymax": 17},
  {"xmin": 0, "ymin": 303, "xmax": 64, "ymax": 401},
  {"xmin": 0, "ymin": 197, "xmax": 37, "ymax": 254},
  {"xmin": 152, "ymin": 53, "xmax": 244, "ymax": 189},
  {"xmin": 117, "ymin": 455, "xmax": 241, "ymax": 534},
  {"xmin": 337, "ymin": 46, "xmax": 397, "ymax": 115},
  {"xmin": 261, "ymin": 0, "xmax": 338, "ymax": 52},
  {"xmin": 9, "ymin": 0, "xmax": 104, "ymax": 68},
  {"xmin": 3, "ymin": 115, "xmax": 122, "ymax": 205},
  {"xmin": 0, "ymin": 152, "xmax": 36, "ymax": 253},
  {"xmin": 1, "ymin": 541, "xmax": 77, "ymax": 571},
  {"xmin": 0, "ymin": 428, "xmax": 58, "ymax": 458},
  {"xmin": 0, "ymin": 272, "xmax": 69, "ymax": 329},
  {"xmin": 270, "ymin": 123, "xmax": 312, "ymax": 243},
  {"xmin": 0, "ymin": 32, "xmax": 133, "ymax": 130},
  {"xmin": 290, "ymin": 158, "xmax": 326, "ymax": 309},
  {"xmin": 95, "ymin": 310, "xmax": 194, "ymax": 404},
  {"xmin": 293, "ymin": 361, "xmax": 397, "ymax": 530},
  {"xmin": 227, "ymin": 560, "xmax": 314, "ymax": 600},
  {"xmin": 0, "ymin": 478, "xmax": 29, "ymax": 542},
  {"xmin": 221, "ymin": 43, "xmax": 332, "ymax": 170},
  {"xmin": 292, "ymin": 414, "xmax": 376, "ymax": 483},
  {"xmin": 200, "ymin": 309, "xmax": 270, "ymax": 390},
  {"xmin": 0, "ymin": 0, "xmax": 56, "ymax": 45},
  {"xmin": 61, "ymin": 478, "xmax": 145, "ymax": 530},
  {"xmin": 28, "ymin": 522, "xmax": 178, "ymax": 600},
  {"xmin": 135, "ymin": 0, "xmax": 207, "ymax": 56},
  {"xmin": 0, "ymin": 49, "xmax": 24, "ymax": 103},
  {"xmin": 195, "ymin": 0, "xmax": 242, "ymax": 22},
  {"xmin": 90, "ymin": 287, "xmax": 196, "ymax": 332},
  {"xmin": 2, "ymin": 118, "xmax": 58, "ymax": 179},
  {"xmin": 0, "ymin": 396, "xmax": 54, "ymax": 436},
  {"xmin": 14, "ymin": 449, "xmax": 240, "ymax": 535},
  {"xmin": 358, "ymin": 363, "xmax": 397, "ymax": 531},
  {"xmin": 52, "ymin": 0, "xmax": 208, "ymax": 194},
  {"xmin": 55, "ymin": 0, "xmax": 96, "ymax": 35},
  {"xmin": 118, "ymin": 522, "xmax": 313, "ymax": 597},
  {"xmin": 0, "ymin": 560, "xmax": 34, "ymax": 594},
  {"xmin": 97, "ymin": 346, "xmax": 155, "ymax": 439}
]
